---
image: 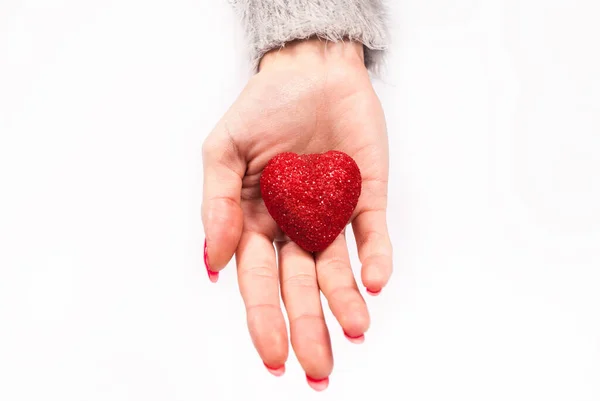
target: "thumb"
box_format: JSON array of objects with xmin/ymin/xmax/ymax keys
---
[{"xmin": 202, "ymin": 126, "xmax": 245, "ymax": 279}]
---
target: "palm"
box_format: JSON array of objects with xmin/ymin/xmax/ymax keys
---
[{"xmin": 235, "ymin": 65, "xmax": 388, "ymax": 239}]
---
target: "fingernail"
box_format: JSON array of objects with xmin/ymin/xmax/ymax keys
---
[
  {"xmin": 306, "ymin": 375, "xmax": 329, "ymax": 391},
  {"xmin": 366, "ymin": 288, "xmax": 381, "ymax": 296},
  {"xmin": 204, "ymin": 239, "xmax": 218, "ymax": 283},
  {"xmin": 264, "ymin": 362, "xmax": 285, "ymax": 377},
  {"xmin": 344, "ymin": 332, "xmax": 365, "ymax": 344}
]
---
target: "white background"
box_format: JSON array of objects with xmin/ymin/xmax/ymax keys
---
[{"xmin": 1, "ymin": 1, "xmax": 599, "ymax": 400}]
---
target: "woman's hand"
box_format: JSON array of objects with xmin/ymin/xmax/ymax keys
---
[{"xmin": 202, "ymin": 39, "xmax": 392, "ymax": 390}]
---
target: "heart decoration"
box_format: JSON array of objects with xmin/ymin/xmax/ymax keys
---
[{"xmin": 260, "ymin": 151, "xmax": 361, "ymax": 252}]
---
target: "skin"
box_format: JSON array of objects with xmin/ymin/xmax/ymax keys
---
[{"xmin": 202, "ymin": 39, "xmax": 393, "ymax": 390}]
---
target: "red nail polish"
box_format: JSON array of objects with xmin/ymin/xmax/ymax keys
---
[
  {"xmin": 204, "ymin": 239, "xmax": 218, "ymax": 283},
  {"xmin": 264, "ymin": 362, "xmax": 285, "ymax": 377},
  {"xmin": 344, "ymin": 332, "xmax": 365, "ymax": 344},
  {"xmin": 306, "ymin": 375, "xmax": 329, "ymax": 391},
  {"xmin": 366, "ymin": 288, "xmax": 381, "ymax": 296}
]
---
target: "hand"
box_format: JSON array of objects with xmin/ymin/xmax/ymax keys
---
[{"xmin": 202, "ymin": 39, "xmax": 393, "ymax": 390}]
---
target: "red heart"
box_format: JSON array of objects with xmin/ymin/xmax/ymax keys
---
[{"xmin": 260, "ymin": 151, "xmax": 361, "ymax": 252}]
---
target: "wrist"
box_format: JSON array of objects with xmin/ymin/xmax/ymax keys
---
[{"xmin": 258, "ymin": 38, "xmax": 365, "ymax": 72}]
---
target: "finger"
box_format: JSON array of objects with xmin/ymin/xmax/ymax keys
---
[
  {"xmin": 352, "ymin": 209, "xmax": 393, "ymax": 295},
  {"xmin": 236, "ymin": 231, "xmax": 288, "ymax": 372},
  {"xmin": 277, "ymin": 240, "xmax": 332, "ymax": 390},
  {"xmin": 316, "ymin": 232, "xmax": 369, "ymax": 342},
  {"xmin": 202, "ymin": 126, "xmax": 245, "ymax": 275}
]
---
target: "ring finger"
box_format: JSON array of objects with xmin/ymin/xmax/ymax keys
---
[{"xmin": 315, "ymin": 232, "xmax": 369, "ymax": 342}]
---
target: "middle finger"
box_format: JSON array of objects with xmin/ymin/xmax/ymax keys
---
[{"xmin": 277, "ymin": 240, "xmax": 333, "ymax": 391}]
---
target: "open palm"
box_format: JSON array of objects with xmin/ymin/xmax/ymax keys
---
[{"xmin": 202, "ymin": 40, "xmax": 392, "ymax": 390}]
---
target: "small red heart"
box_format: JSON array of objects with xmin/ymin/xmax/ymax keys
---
[{"xmin": 260, "ymin": 151, "xmax": 361, "ymax": 252}]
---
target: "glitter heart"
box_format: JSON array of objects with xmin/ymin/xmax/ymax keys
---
[{"xmin": 260, "ymin": 151, "xmax": 361, "ymax": 252}]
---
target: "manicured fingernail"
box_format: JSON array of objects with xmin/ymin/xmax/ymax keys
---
[
  {"xmin": 264, "ymin": 362, "xmax": 285, "ymax": 377},
  {"xmin": 344, "ymin": 332, "xmax": 365, "ymax": 344},
  {"xmin": 204, "ymin": 239, "xmax": 218, "ymax": 283},
  {"xmin": 366, "ymin": 288, "xmax": 381, "ymax": 296},
  {"xmin": 306, "ymin": 375, "xmax": 329, "ymax": 391}
]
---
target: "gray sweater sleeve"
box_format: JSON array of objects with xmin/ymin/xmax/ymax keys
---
[{"xmin": 230, "ymin": 0, "xmax": 388, "ymax": 72}]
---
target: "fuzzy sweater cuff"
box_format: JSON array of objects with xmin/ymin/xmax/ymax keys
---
[{"xmin": 230, "ymin": 0, "xmax": 389, "ymax": 72}]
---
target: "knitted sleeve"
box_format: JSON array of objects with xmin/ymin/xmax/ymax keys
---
[{"xmin": 230, "ymin": 0, "xmax": 389, "ymax": 72}]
